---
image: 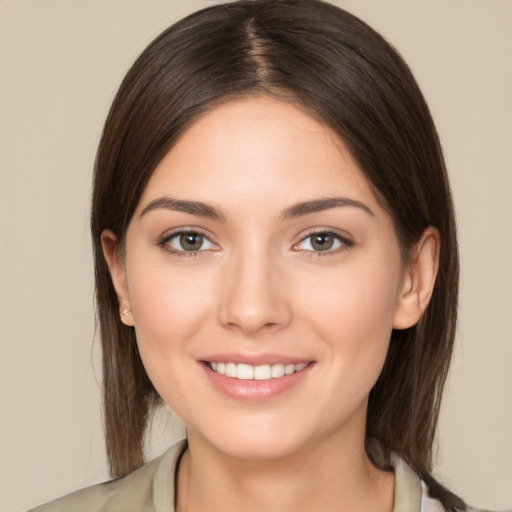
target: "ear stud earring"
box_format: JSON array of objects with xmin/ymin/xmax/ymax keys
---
[{"xmin": 122, "ymin": 309, "xmax": 131, "ymax": 316}]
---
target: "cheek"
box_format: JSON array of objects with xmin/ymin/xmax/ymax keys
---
[
  {"xmin": 125, "ymin": 260, "xmax": 220, "ymax": 413},
  {"xmin": 302, "ymin": 257, "xmax": 401, "ymax": 335},
  {"xmin": 297, "ymin": 254, "xmax": 402, "ymax": 380},
  {"xmin": 126, "ymin": 255, "xmax": 216, "ymax": 361}
]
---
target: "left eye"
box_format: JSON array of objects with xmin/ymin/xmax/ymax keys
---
[
  {"xmin": 294, "ymin": 232, "xmax": 348, "ymax": 252},
  {"xmin": 164, "ymin": 231, "xmax": 216, "ymax": 252}
]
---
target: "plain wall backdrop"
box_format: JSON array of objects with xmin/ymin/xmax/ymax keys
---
[{"xmin": 1, "ymin": 1, "xmax": 511, "ymax": 511}]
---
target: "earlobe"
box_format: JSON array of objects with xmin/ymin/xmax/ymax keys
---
[
  {"xmin": 392, "ymin": 227, "xmax": 440, "ymax": 330},
  {"xmin": 101, "ymin": 230, "xmax": 134, "ymax": 327}
]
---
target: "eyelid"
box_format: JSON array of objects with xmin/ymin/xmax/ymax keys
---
[
  {"xmin": 292, "ymin": 229, "xmax": 354, "ymax": 254},
  {"xmin": 158, "ymin": 227, "xmax": 220, "ymax": 256},
  {"xmin": 156, "ymin": 226, "xmax": 353, "ymax": 257}
]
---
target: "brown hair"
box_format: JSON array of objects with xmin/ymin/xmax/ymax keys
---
[{"xmin": 91, "ymin": 0, "xmax": 461, "ymax": 508}]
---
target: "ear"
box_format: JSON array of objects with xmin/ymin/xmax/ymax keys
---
[
  {"xmin": 101, "ymin": 230, "xmax": 134, "ymax": 327},
  {"xmin": 392, "ymin": 227, "xmax": 440, "ymax": 330}
]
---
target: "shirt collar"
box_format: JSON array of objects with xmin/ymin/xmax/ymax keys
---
[
  {"xmin": 391, "ymin": 452, "xmax": 423, "ymax": 512},
  {"xmin": 153, "ymin": 440, "xmax": 422, "ymax": 512}
]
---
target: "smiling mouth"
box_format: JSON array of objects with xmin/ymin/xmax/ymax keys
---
[{"xmin": 205, "ymin": 361, "xmax": 309, "ymax": 381}]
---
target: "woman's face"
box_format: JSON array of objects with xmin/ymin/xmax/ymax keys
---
[{"xmin": 106, "ymin": 97, "xmax": 418, "ymax": 460}]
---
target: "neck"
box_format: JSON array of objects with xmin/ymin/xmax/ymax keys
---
[{"xmin": 176, "ymin": 425, "xmax": 394, "ymax": 512}]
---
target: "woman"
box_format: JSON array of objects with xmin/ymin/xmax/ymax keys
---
[{"xmin": 30, "ymin": 0, "xmax": 490, "ymax": 510}]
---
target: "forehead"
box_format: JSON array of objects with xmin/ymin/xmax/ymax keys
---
[{"xmin": 137, "ymin": 96, "xmax": 380, "ymax": 216}]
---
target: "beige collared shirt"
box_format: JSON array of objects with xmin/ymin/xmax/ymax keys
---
[{"xmin": 29, "ymin": 439, "xmax": 464, "ymax": 512}]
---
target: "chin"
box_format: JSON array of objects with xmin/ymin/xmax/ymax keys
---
[
  {"xmin": 187, "ymin": 414, "xmax": 322, "ymax": 462},
  {"xmin": 215, "ymin": 434, "xmax": 307, "ymax": 461}
]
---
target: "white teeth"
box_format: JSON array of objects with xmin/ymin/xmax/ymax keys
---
[
  {"xmin": 226, "ymin": 362, "xmax": 237, "ymax": 378},
  {"xmin": 208, "ymin": 361, "xmax": 308, "ymax": 380},
  {"xmin": 271, "ymin": 364, "xmax": 285, "ymax": 378},
  {"xmin": 254, "ymin": 365, "xmax": 271, "ymax": 380},
  {"xmin": 237, "ymin": 364, "xmax": 254, "ymax": 380},
  {"xmin": 284, "ymin": 364, "xmax": 295, "ymax": 375}
]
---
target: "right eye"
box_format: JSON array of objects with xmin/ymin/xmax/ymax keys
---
[{"xmin": 162, "ymin": 231, "xmax": 217, "ymax": 254}]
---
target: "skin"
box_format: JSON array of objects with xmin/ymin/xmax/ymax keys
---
[{"xmin": 102, "ymin": 97, "xmax": 439, "ymax": 512}]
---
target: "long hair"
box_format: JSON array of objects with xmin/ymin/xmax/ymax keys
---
[{"xmin": 91, "ymin": 0, "xmax": 461, "ymax": 508}]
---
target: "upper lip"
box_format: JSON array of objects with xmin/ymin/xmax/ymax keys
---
[{"xmin": 199, "ymin": 353, "xmax": 313, "ymax": 366}]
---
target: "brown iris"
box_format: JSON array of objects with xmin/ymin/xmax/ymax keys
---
[
  {"xmin": 180, "ymin": 232, "xmax": 204, "ymax": 251},
  {"xmin": 310, "ymin": 233, "xmax": 335, "ymax": 251}
]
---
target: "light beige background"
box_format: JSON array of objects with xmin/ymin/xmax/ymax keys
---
[{"xmin": 1, "ymin": 1, "xmax": 511, "ymax": 511}]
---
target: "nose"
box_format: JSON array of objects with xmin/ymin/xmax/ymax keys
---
[{"xmin": 217, "ymin": 246, "xmax": 293, "ymax": 336}]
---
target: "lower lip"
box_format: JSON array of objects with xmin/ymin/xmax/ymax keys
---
[{"xmin": 201, "ymin": 362, "xmax": 314, "ymax": 402}]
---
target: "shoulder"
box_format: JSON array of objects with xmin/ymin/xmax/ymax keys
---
[
  {"xmin": 420, "ymin": 480, "xmax": 505, "ymax": 512},
  {"xmin": 420, "ymin": 481, "xmax": 449, "ymax": 512},
  {"xmin": 28, "ymin": 440, "xmax": 186, "ymax": 512},
  {"xmin": 28, "ymin": 461, "xmax": 160, "ymax": 512},
  {"xmin": 392, "ymin": 452, "xmax": 502, "ymax": 512}
]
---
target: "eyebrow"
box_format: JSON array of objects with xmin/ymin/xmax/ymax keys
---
[
  {"xmin": 140, "ymin": 195, "xmax": 375, "ymax": 221},
  {"xmin": 281, "ymin": 197, "xmax": 375, "ymax": 219},
  {"xmin": 140, "ymin": 197, "xmax": 225, "ymax": 220}
]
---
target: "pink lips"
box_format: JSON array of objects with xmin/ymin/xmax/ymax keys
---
[{"xmin": 199, "ymin": 355, "xmax": 314, "ymax": 402}]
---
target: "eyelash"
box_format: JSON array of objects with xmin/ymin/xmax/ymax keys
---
[
  {"xmin": 158, "ymin": 229, "xmax": 354, "ymax": 258},
  {"xmin": 159, "ymin": 229, "xmax": 217, "ymax": 258},
  {"xmin": 293, "ymin": 230, "xmax": 354, "ymax": 257}
]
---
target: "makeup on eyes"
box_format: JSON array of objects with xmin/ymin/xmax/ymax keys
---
[
  {"xmin": 292, "ymin": 228, "xmax": 355, "ymax": 255},
  {"xmin": 141, "ymin": 197, "xmax": 374, "ymax": 262},
  {"xmin": 156, "ymin": 227, "xmax": 356, "ymax": 261},
  {"xmin": 158, "ymin": 228, "xmax": 219, "ymax": 258}
]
